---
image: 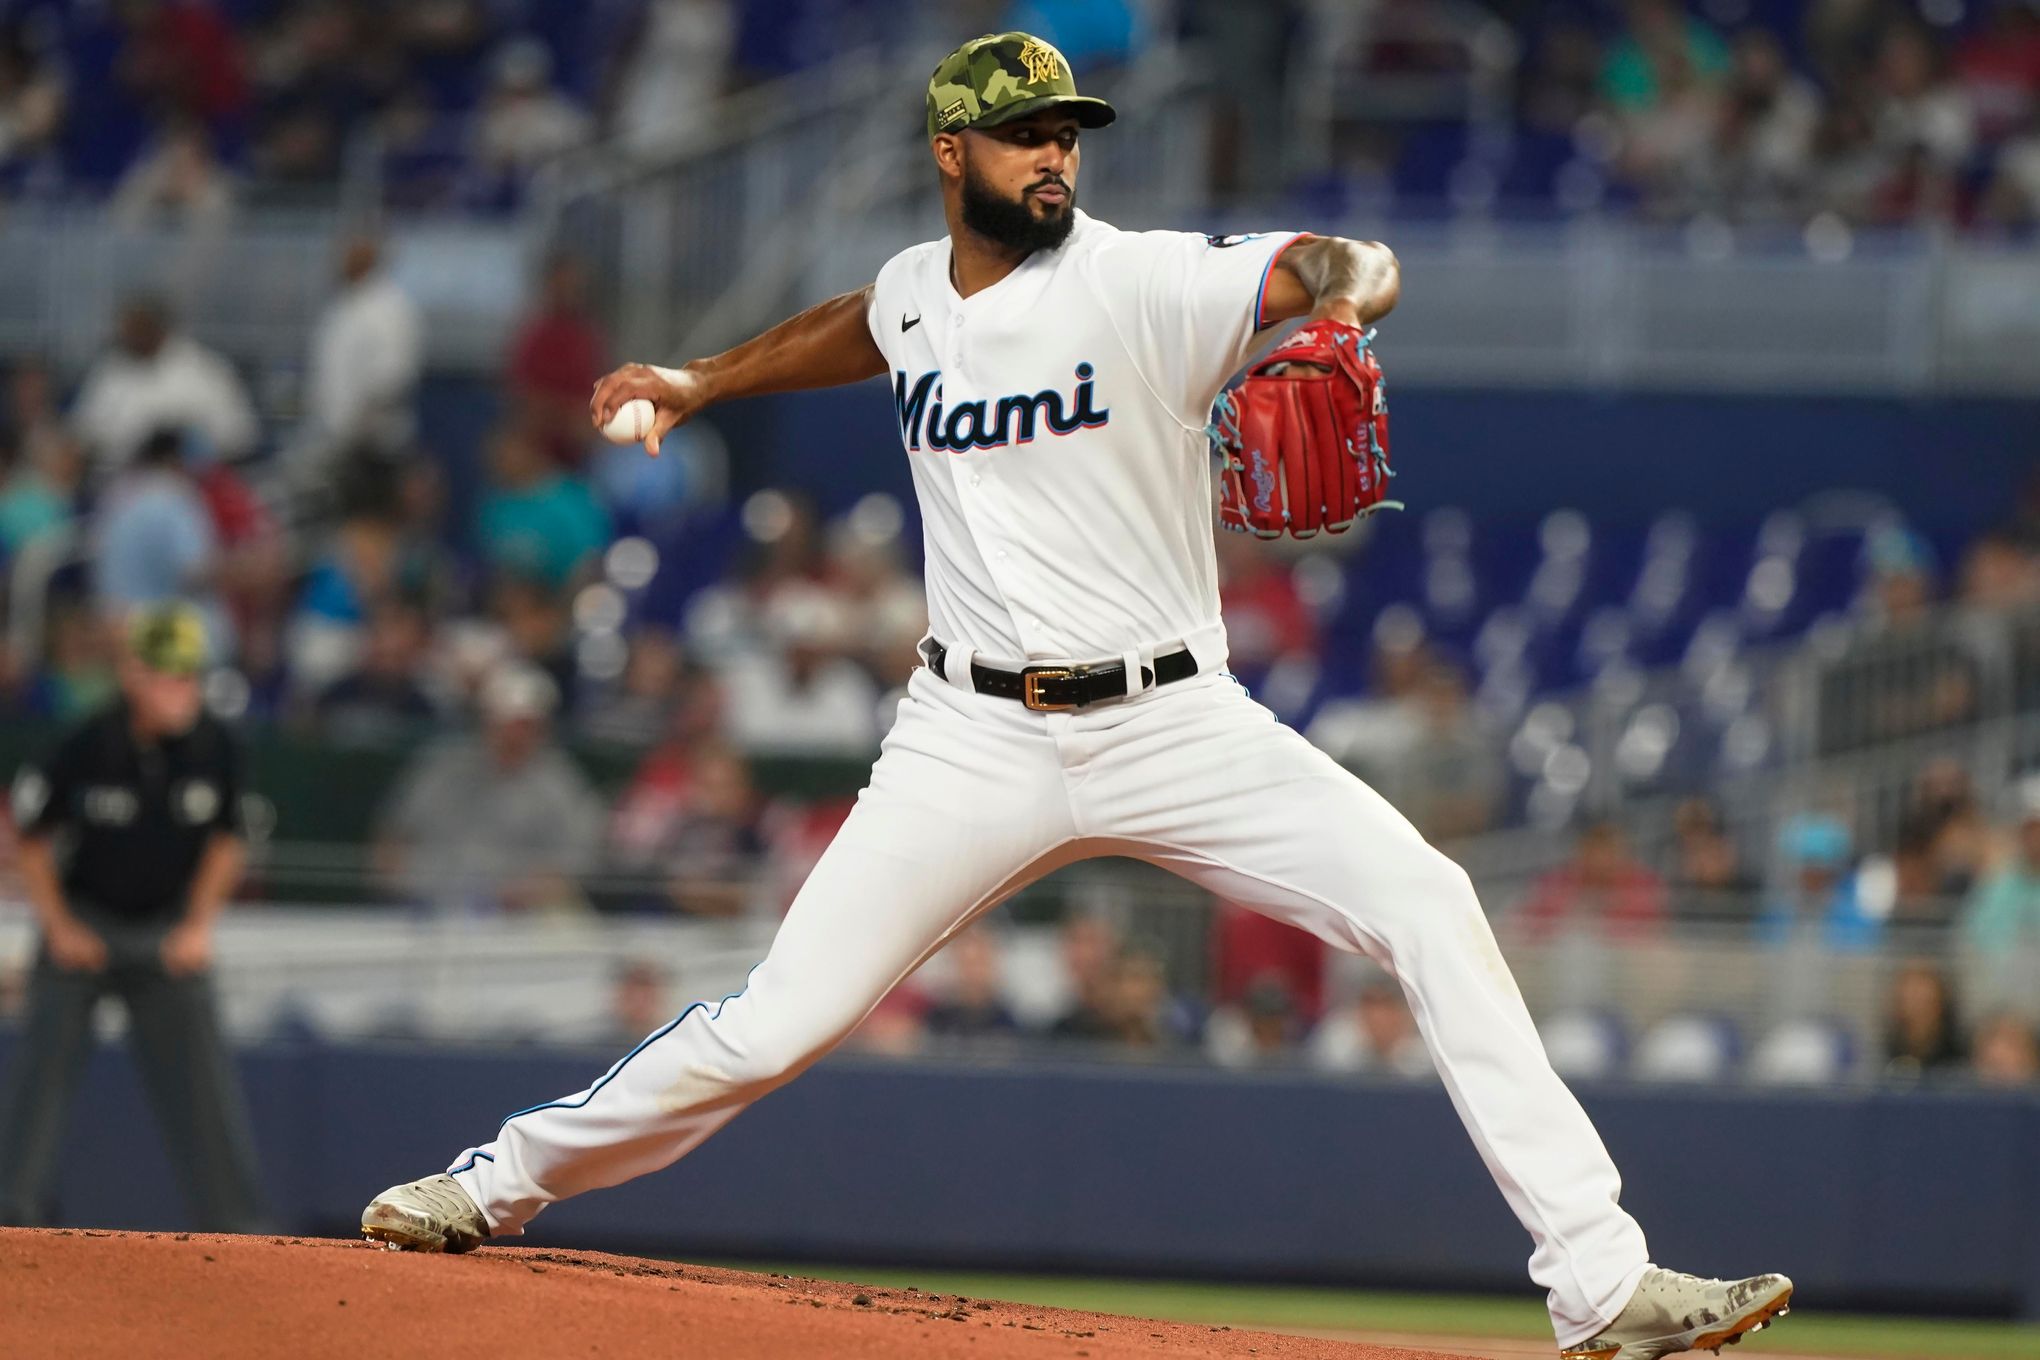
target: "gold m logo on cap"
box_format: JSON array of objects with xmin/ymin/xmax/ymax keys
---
[{"xmin": 1017, "ymin": 38, "xmax": 1064, "ymax": 85}]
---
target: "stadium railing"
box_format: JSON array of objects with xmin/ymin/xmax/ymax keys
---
[{"xmin": 2, "ymin": 876, "xmax": 2019, "ymax": 1089}]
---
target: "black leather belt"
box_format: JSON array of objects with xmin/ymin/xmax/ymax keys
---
[{"xmin": 923, "ymin": 639, "xmax": 1198, "ymax": 711}]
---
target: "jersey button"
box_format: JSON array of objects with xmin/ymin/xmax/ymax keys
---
[{"xmin": 970, "ymin": 473, "xmax": 982, "ymax": 487}]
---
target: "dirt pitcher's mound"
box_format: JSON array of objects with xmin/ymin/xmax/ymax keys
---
[{"xmin": 0, "ymin": 1229, "xmax": 1489, "ymax": 1359}]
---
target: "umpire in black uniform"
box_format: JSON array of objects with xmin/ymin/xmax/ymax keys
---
[{"xmin": 0, "ymin": 603, "xmax": 265, "ymax": 1229}]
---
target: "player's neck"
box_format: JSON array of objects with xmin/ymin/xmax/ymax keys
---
[{"xmin": 945, "ymin": 219, "xmax": 1033, "ymax": 299}]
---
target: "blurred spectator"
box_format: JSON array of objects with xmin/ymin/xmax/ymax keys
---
[
  {"xmin": 685, "ymin": 490, "xmax": 829, "ymax": 661},
  {"xmin": 8, "ymin": 360, "xmax": 80, "ymax": 489},
  {"xmin": 0, "ymin": 421, "xmax": 73, "ymax": 559},
  {"xmin": 610, "ymin": 663, "xmax": 731, "ymax": 866},
  {"xmin": 1604, "ymin": 0, "xmax": 1729, "ymax": 203},
  {"xmin": 1601, "ymin": 0, "xmax": 1729, "ymax": 112},
  {"xmin": 1963, "ymin": 775, "xmax": 2040, "ymax": 955},
  {"xmin": 1096, "ymin": 946, "xmax": 1178, "ymax": 1050},
  {"xmin": 581, "ymin": 627, "xmax": 686, "ymax": 747},
  {"xmin": 1206, "ymin": 975, "xmax": 1300, "ymax": 1068},
  {"xmin": 825, "ymin": 507, "xmax": 926, "ymax": 690},
  {"xmin": 721, "ymin": 585, "xmax": 880, "ymax": 757},
  {"xmin": 607, "ymin": 959, "xmax": 671, "ymax": 1045},
  {"xmin": 70, "ymin": 297, "xmax": 257, "ymax": 478},
  {"xmin": 1862, "ymin": 524, "xmax": 1936, "ymax": 626},
  {"xmin": 119, "ymin": 0, "xmax": 249, "ymax": 131},
  {"xmin": 22, "ymin": 603, "xmax": 116, "ymax": 722},
  {"xmin": 1864, "ymin": 22, "xmax": 1973, "ymax": 222},
  {"xmin": 508, "ymin": 253, "xmax": 608, "ymax": 468},
  {"xmin": 1309, "ymin": 979, "xmax": 1431, "ymax": 1078},
  {"xmin": 925, "ymin": 927, "xmax": 1020, "ymax": 1038},
  {"xmin": 1883, "ymin": 960, "xmax": 1966, "ymax": 1077},
  {"xmin": 1958, "ymin": 530, "xmax": 2040, "ymax": 612},
  {"xmin": 1212, "ymin": 902, "xmax": 1325, "ymax": 1023},
  {"xmin": 1979, "ymin": 114, "xmax": 2040, "ymax": 229},
  {"xmin": 490, "ymin": 573, "xmax": 581, "ymax": 711},
  {"xmin": 474, "ymin": 38, "xmax": 590, "ymax": 185},
  {"xmin": 1689, "ymin": 28, "xmax": 1821, "ymax": 220},
  {"xmin": 476, "ymin": 424, "xmax": 611, "ymax": 589},
  {"xmin": 373, "ymin": 662, "xmax": 605, "ymax": 917},
  {"xmin": 846, "ymin": 985, "xmax": 930, "ymax": 1057},
  {"xmin": 655, "ymin": 743, "xmax": 768, "ymax": 917},
  {"xmin": 1970, "ymin": 1011, "xmax": 2040, "ymax": 1087},
  {"xmin": 302, "ymin": 236, "xmax": 424, "ymax": 470},
  {"xmin": 1048, "ymin": 913, "xmax": 1121, "ymax": 1040},
  {"xmin": 1759, "ymin": 813, "xmax": 1878, "ymax": 951},
  {"xmin": 0, "ymin": 21, "xmax": 64, "ymax": 173},
  {"xmin": 1518, "ymin": 820, "xmax": 1668, "ymax": 940},
  {"xmin": 1954, "ymin": 2, "xmax": 2040, "ymax": 145},
  {"xmin": 287, "ymin": 464, "xmax": 446, "ymax": 696},
  {"xmin": 249, "ymin": 96, "xmax": 342, "ymax": 193},
  {"xmin": 1668, "ymin": 796, "xmax": 1754, "ymax": 919},
  {"xmin": 188, "ymin": 432, "xmax": 287, "ymax": 687},
  {"xmin": 1304, "ymin": 606, "xmax": 1431, "ymax": 772},
  {"xmin": 1214, "ymin": 531, "xmax": 1317, "ymax": 694},
  {"xmin": 606, "ymin": 0, "xmax": 736, "ymax": 158},
  {"xmin": 1378, "ymin": 658, "xmax": 1504, "ymax": 840},
  {"xmin": 314, "ymin": 598, "xmax": 441, "ymax": 742},
  {"xmin": 110, "ymin": 119, "xmax": 236, "ymax": 230},
  {"xmin": 1818, "ymin": 527, "xmax": 1978, "ymax": 750},
  {"xmin": 91, "ymin": 429, "xmax": 226, "ymax": 641},
  {"xmin": 1910, "ymin": 757, "xmax": 1990, "ymax": 896},
  {"xmin": 1855, "ymin": 811, "xmax": 1961, "ymax": 948}
]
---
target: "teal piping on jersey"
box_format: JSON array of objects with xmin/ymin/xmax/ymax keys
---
[
  {"xmin": 1254, "ymin": 234, "xmax": 1307, "ymax": 331},
  {"xmin": 446, "ymin": 966, "xmax": 761, "ymax": 1175}
]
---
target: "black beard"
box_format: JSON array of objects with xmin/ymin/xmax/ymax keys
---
[{"xmin": 960, "ymin": 158, "xmax": 1076, "ymax": 254}]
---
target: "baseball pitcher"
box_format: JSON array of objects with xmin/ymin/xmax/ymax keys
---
[{"xmin": 365, "ymin": 34, "xmax": 1791, "ymax": 1360}]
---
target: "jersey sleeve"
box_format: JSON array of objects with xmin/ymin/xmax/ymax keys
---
[
  {"xmin": 864, "ymin": 246, "xmax": 919, "ymax": 371},
  {"xmin": 864, "ymin": 277, "xmax": 889, "ymax": 364},
  {"xmin": 11, "ymin": 731, "xmax": 83, "ymax": 839},
  {"xmin": 1093, "ymin": 229, "xmax": 1304, "ymax": 428}
]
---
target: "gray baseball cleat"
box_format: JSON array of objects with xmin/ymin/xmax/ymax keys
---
[
  {"xmin": 360, "ymin": 1173, "xmax": 489, "ymax": 1253},
  {"xmin": 1560, "ymin": 1267, "xmax": 1793, "ymax": 1359}
]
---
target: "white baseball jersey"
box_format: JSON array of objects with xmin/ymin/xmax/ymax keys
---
[
  {"xmin": 865, "ymin": 211, "xmax": 1301, "ymax": 664},
  {"xmin": 439, "ymin": 210, "xmax": 1656, "ymax": 1350}
]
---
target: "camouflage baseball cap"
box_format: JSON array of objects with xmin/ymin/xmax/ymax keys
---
[
  {"xmin": 925, "ymin": 32, "xmax": 1116, "ymax": 139},
  {"xmin": 128, "ymin": 603, "xmax": 209, "ymax": 676}
]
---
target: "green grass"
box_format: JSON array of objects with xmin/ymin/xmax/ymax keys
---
[{"xmin": 722, "ymin": 1265, "xmax": 2040, "ymax": 1359}]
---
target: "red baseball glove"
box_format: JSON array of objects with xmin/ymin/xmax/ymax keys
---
[{"xmin": 1209, "ymin": 320, "xmax": 1397, "ymax": 539}]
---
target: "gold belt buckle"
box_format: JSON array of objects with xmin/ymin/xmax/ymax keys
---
[{"xmin": 1022, "ymin": 667, "xmax": 1077, "ymax": 712}]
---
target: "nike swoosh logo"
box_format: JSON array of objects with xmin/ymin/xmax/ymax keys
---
[{"xmin": 902, "ymin": 315, "xmax": 921, "ymax": 332}]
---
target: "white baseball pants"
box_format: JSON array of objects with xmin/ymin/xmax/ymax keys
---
[{"xmin": 446, "ymin": 659, "xmax": 1649, "ymax": 1345}]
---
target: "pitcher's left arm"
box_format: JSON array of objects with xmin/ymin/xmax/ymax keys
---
[{"xmin": 1259, "ymin": 236, "xmax": 1400, "ymax": 328}]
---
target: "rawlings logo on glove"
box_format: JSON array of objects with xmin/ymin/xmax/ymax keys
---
[{"xmin": 1207, "ymin": 319, "xmax": 1398, "ymax": 539}]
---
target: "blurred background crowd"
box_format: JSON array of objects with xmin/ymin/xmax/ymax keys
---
[
  {"xmin": 2, "ymin": 0, "xmax": 2040, "ymax": 228},
  {"xmin": 0, "ymin": 0, "xmax": 2034, "ymax": 1096}
]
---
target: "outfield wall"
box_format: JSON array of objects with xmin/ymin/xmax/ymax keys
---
[{"xmin": 12, "ymin": 1037, "xmax": 2038, "ymax": 1319}]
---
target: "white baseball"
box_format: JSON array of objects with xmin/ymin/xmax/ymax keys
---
[{"xmin": 600, "ymin": 397, "xmax": 657, "ymax": 446}]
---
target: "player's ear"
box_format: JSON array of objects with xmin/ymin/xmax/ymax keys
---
[{"xmin": 930, "ymin": 132, "xmax": 963, "ymax": 181}]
